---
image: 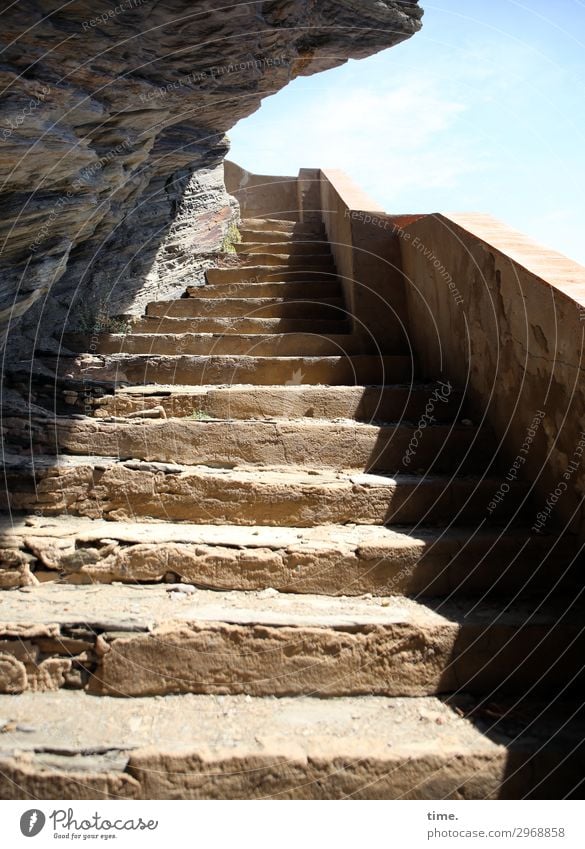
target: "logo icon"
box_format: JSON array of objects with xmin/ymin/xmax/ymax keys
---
[{"xmin": 20, "ymin": 810, "xmax": 46, "ymax": 837}]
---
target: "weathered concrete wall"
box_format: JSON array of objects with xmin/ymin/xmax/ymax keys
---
[
  {"xmin": 297, "ymin": 168, "xmax": 321, "ymax": 224},
  {"xmin": 319, "ymin": 169, "xmax": 367, "ymax": 316},
  {"xmin": 320, "ymin": 170, "xmax": 414, "ymax": 353},
  {"xmin": 400, "ymin": 213, "xmax": 585, "ymax": 535},
  {"xmin": 224, "ymin": 161, "xmax": 299, "ymax": 222}
]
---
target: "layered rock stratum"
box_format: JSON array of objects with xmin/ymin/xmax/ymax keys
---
[{"xmin": 0, "ymin": 0, "xmax": 422, "ymax": 355}]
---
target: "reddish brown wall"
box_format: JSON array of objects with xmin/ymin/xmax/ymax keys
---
[
  {"xmin": 319, "ymin": 170, "xmax": 416, "ymax": 353},
  {"xmin": 400, "ymin": 213, "xmax": 585, "ymax": 535}
]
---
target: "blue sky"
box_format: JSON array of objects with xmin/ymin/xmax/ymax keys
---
[{"xmin": 229, "ymin": 0, "xmax": 585, "ymax": 264}]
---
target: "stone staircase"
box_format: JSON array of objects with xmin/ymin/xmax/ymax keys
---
[{"xmin": 1, "ymin": 217, "xmax": 584, "ymax": 799}]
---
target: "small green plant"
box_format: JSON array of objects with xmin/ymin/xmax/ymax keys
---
[
  {"xmin": 220, "ymin": 221, "xmax": 242, "ymax": 254},
  {"xmin": 76, "ymin": 296, "xmax": 130, "ymax": 335},
  {"xmin": 190, "ymin": 409, "xmax": 213, "ymax": 420}
]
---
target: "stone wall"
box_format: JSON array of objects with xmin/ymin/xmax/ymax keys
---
[
  {"xmin": 400, "ymin": 213, "xmax": 585, "ymax": 536},
  {"xmin": 319, "ymin": 169, "xmax": 414, "ymax": 353},
  {"xmin": 224, "ymin": 161, "xmax": 299, "ymax": 222}
]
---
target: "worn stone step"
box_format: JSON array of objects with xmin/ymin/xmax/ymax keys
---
[
  {"xmin": 66, "ymin": 332, "xmax": 367, "ymax": 357},
  {"xmin": 1, "ymin": 455, "xmax": 530, "ymax": 526},
  {"xmin": 15, "ymin": 416, "xmax": 495, "ymax": 473},
  {"xmin": 129, "ymin": 316, "xmax": 350, "ymax": 335},
  {"xmin": 186, "ymin": 280, "xmax": 342, "ymax": 299},
  {"xmin": 1, "ymin": 515, "xmax": 578, "ymax": 596},
  {"xmin": 239, "ymin": 228, "xmax": 327, "ymax": 244},
  {"xmin": 236, "ymin": 241, "xmax": 331, "ymax": 256},
  {"xmin": 236, "ymin": 253, "xmax": 334, "ymax": 268},
  {"xmin": 3, "ymin": 691, "xmax": 582, "ymax": 799},
  {"xmin": 146, "ymin": 297, "xmax": 345, "ymax": 320},
  {"xmin": 90, "ymin": 383, "xmax": 463, "ymax": 422},
  {"xmin": 241, "ymin": 218, "xmax": 325, "ymax": 236},
  {"xmin": 0, "ymin": 584, "xmax": 582, "ymax": 698},
  {"xmin": 206, "ymin": 266, "xmax": 338, "ymax": 285},
  {"xmin": 53, "ymin": 354, "xmax": 413, "ymax": 386}
]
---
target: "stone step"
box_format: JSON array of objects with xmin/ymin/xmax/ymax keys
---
[
  {"xmin": 206, "ymin": 266, "xmax": 338, "ymax": 285},
  {"xmin": 186, "ymin": 280, "xmax": 342, "ymax": 298},
  {"xmin": 146, "ymin": 297, "xmax": 346, "ymax": 320},
  {"xmin": 236, "ymin": 241, "xmax": 331, "ymax": 256},
  {"xmin": 67, "ymin": 332, "xmax": 367, "ymax": 357},
  {"xmin": 53, "ymin": 354, "xmax": 413, "ymax": 386},
  {"xmin": 90, "ymin": 383, "xmax": 463, "ymax": 422},
  {"xmin": 3, "ymin": 691, "xmax": 582, "ymax": 799},
  {"xmin": 15, "ymin": 417, "xmax": 495, "ymax": 474},
  {"xmin": 0, "ymin": 584, "xmax": 582, "ymax": 698},
  {"xmin": 1, "ymin": 455, "xmax": 529, "ymax": 526},
  {"xmin": 236, "ymin": 253, "xmax": 334, "ymax": 268},
  {"xmin": 239, "ymin": 228, "xmax": 327, "ymax": 244},
  {"xmin": 241, "ymin": 218, "xmax": 325, "ymax": 236},
  {"xmin": 2, "ymin": 515, "xmax": 578, "ymax": 596},
  {"xmin": 130, "ymin": 316, "xmax": 350, "ymax": 335}
]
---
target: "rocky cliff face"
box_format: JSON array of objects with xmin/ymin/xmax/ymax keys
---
[{"xmin": 0, "ymin": 0, "xmax": 422, "ymax": 357}]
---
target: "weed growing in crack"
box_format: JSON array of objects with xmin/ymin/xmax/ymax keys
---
[
  {"xmin": 220, "ymin": 222, "xmax": 242, "ymax": 254},
  {"xmin": 75, "ymin": 296, "xmax": 131, "ymax": 335}
]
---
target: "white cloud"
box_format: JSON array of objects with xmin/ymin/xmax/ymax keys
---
[
  {"xmin": 231, "ymin": 75, "xmax": 485, "ymax": 203},
  {"xmin": 229, "ymin": 10, "xmax": 585, "ymax": 263}
]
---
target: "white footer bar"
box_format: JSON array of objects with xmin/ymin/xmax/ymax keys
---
[{"xmin": 1, "ymin": 800, "xmax": 582, "ymax": 849}]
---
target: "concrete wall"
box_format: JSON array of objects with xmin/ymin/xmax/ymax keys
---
[
  {"xmin": 400, "ymin": 213, "xmax": 585, "ymax": 535},
  {"xmin": 320, "ymin": 169, "xmax": 417, "ymax": 353},
  {"xmin": 221, "ymin": 162, "xmax": 585, "ymax": 531},
  {"xmin": 297, "ymin": 168, "xmax": 322, "ymax": 224},
  {"xmin": 224, "ymin": 161, "xmax": 299, "ymax": 221}
]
